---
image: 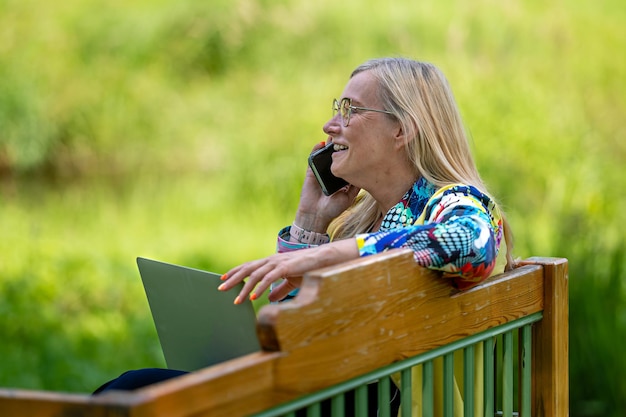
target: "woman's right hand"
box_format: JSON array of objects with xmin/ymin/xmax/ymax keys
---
[{"xmin": 294, "ymin": 142, "xmax": 360, "ymax": 232}]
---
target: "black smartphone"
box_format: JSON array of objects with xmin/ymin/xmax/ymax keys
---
[{"xmin": 307, "ymin": 143, "xmax": 349, "ymax": 196}]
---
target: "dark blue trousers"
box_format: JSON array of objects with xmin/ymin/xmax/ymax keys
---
[{"xmin": 92, "ymin": 368, "xmax": 187, "ymax": 394}]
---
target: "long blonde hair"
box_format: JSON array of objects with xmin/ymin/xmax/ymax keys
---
[{"xmin": 329, "ymin": 58, "xmax": 514, "ymax": 269}]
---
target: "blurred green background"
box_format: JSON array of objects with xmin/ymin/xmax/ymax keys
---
[{"xmin": 0, "ymin": 0, "xmax": 624, "ymax": 415}]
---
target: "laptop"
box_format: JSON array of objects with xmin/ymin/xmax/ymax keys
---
[{"xmin": 137, "ymin": 257, "xmax": 261, "ymax": 372}]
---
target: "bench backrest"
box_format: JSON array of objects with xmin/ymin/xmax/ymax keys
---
[{"xmin": 0, "ymin": 249, "xmax": 568, "ymax": 416}]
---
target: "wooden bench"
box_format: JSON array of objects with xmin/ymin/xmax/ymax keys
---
[{"xmin": 0, "ymin": 249, "xmax": 568, "ymax": 416}]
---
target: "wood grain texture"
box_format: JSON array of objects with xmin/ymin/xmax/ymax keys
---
[
  {"xmin": 0, "ymin": 250, "xmax": 567, "ymax": 417},
  {"xmin": 258, "ymin": 249, "xmax": 544, "ymax": 392}
]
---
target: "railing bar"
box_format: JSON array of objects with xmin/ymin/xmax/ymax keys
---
[
  {"xmin": 401, "ymin": 368, "xmax": 412, "ymax": 417},
  {"xmin": 355, "ymin": 384, "xmax": 368, "ymax": 416},
  {"xmin": 484, "ymin": 337, "xmax": 495, "ymax": 417},
  {"xmin": 423, "ymin": 361, "xmax": 434, "ymax": 417},
  {"xmin": 253, "ymin": 314, "xmax": 543, "ymax": 416},
  {"xmin": 521, "ymin": 325, "xmax": 532, "ymax": 417},
  {"xmin": 444, "ymin": 353, "xmax": 454, "ymax": 417},
  {"xmin": 503, "ymin": 331, "xmax": 514, "ymax": 416},
  {"xmin": 331, "ymin": 393, "xmax": 345, "ymax": 417},
  {"xmin": 378, "ymin": 376, "xmax": 391, "ymax": 417},
  {"xmin": 495, "ymin": 334, "xmax": 502, "ymax": 412},
  {"xmin": 306, "ymin": 402, "xmax": 321, "ymax": 417},
  {"xmin": 514, "ymin": 328, "xmax": 520, "ymax": 411},
  {"xmin": 464, "ymin": 345, "xmax": 475, "ymax": 417}
]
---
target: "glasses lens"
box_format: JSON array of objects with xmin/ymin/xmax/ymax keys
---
[{"xmin": 340, "ymin": 98, "xmax": 351, "ymax": 126}]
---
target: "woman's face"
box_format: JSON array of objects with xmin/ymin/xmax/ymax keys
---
[{"xmin": 322, "ymin": 71, "xmax": 404, "ymax": 190}]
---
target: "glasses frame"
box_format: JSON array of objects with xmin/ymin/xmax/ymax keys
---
[{"xmin": 332, "ymin": 98, "xmax": 394, "ymax": 127}]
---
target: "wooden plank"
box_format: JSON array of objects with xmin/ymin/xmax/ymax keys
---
[
  {"xmin": 0, "ymin": 352, "xmax": 282, "ymax": 417},
  {"xmin": 121, "ymin": 352, "xmax": 281, "ymax": 417},
  {"xmin": 0, "ymin": 389, "xmax": 128, "ymax": 417},
  {"xmin": 521, "ymin": 257, "xmax": 569, "ymax": 417},
  {"xmin": 258, "ymin": 249, "xmax": 544, "ymax": 392}
]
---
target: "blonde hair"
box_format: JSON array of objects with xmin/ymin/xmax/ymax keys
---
[{"xmin": 329, "ymin": 58, "xmax": 514, "ymax": 269}]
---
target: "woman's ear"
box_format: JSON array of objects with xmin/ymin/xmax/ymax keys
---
[{"xmin": 393, "ymin": 124, "xmax": 410, "ymax": 150}]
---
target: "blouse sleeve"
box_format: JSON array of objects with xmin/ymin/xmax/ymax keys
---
[
  {"xmin": 356, "ymin": 185, "xmax": 504, "ymax": 290},
  {"xmin": 273, "ymin": 226, "xmax": 322, "ymax": 301}
]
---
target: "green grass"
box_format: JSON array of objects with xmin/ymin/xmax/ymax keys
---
[
  {"xmin": 0, "ymin": 175, "xmax": 283, "ymax": 392},
  {"xmin": 0, "ymin": 0, "xmax": 624, "ymax": 414}
]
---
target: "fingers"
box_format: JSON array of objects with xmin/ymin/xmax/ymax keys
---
[
  {"xmin": 311, "ymin": 141, "xmax": 327, "ymax": 152},
  {"xmin": 345, "ymin": 184, "xmax": 361, "ymax": 200},
  {"xmin": 268, "ymin": 281, "xmax": 291, "ymax": 303},
  {"xmin": 218, "ymin": 242, "xmax": 328, "ymax": 305},
  {"xmin": 268, "ymin": 277, "xmax": 302, "ymax": 303},
  {"xmin": 218, "ymin": 256, "xmax": 292, "ymax": 304},
  {"xmin": 237, "ymin": 262, "xmax": 283, "ymax": 304},
  {"xmin": 218, "ymin": 263, "xmax": 255, "ymax": 304}
]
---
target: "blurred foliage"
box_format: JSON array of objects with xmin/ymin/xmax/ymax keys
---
[{"xmin": 0, "ymin": 0, "xmax": 624, "ymax": 415}]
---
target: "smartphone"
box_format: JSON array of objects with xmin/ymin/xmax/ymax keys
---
[{"xmin": 307, "ymin": 143, "xmax": 349, "ymax": 196}]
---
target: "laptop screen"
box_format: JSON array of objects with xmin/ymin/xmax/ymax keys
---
[{"xmin": 137, "ymin": 257, "xmax": 261, "ymax": 371}]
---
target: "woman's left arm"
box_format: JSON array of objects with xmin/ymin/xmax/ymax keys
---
[{"xmin": 357, "ymin": 190, "xmax": 503, "ymax": 289}]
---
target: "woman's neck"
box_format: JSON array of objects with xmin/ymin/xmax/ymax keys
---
[{"xmin": 370, "ymin": 174, "xmax": 419, "ymax": 218}]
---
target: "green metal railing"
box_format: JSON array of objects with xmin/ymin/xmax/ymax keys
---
[{"xmin": 253, "ymin": 312, "xmax": 542, "ymax": 417}]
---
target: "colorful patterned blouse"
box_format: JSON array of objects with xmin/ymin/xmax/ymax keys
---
[{"xmin": 277, "ymin": 177, "xmax": 505, "ymax": 294}]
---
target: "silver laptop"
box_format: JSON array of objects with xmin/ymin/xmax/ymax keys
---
[{"xmin": 137, "ymin": 257, "xmax": 261, "ymax": 372}]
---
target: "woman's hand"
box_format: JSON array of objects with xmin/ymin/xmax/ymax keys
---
[
  {"xmin": 295, "ymin": 142, "xmax": 360, "ymax": 232},
  {"xmin": 218, "ymin": 239, "xmax": 359, "ymax": 304}
]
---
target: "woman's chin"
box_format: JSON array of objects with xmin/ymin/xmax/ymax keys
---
[{"xmin": 330, "ymin": 167, "xmax": 346, "ymax": 180}]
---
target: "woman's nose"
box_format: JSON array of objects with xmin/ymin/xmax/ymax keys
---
[{"xmin": 323, "ymin": 115, "xmax": 341, "ymax": 135}]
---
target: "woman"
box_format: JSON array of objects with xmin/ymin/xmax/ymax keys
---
[
  {"xmin": 96, "ymin": 57, "xmax": 513, "ymax": 416},
  {"xmin": 220, "ymin": 57, "xmax": 512, "ymax": 304}
]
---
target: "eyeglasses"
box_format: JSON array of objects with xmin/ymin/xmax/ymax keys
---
[{"xmin": 332, "ymin": 98, "xmax": 394, "ymax": 127}]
